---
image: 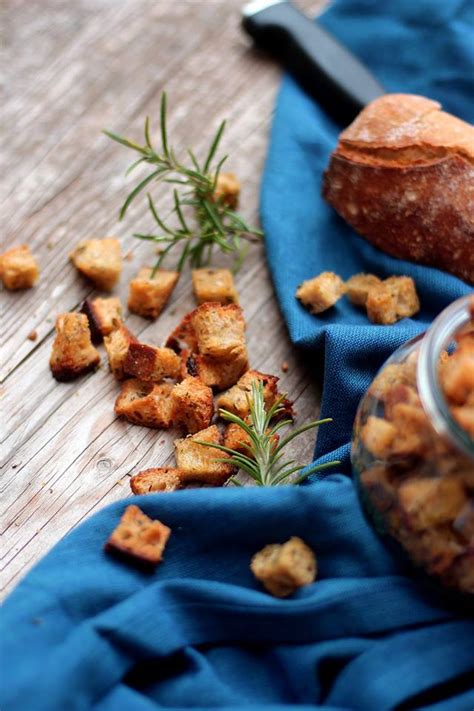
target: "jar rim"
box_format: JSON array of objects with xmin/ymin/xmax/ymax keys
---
[{"xmin": 417, "ymin": 295, "xmax": 474, "ymax": 460}]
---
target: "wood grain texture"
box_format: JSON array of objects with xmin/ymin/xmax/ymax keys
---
[{"xmin": 1, "ymin": 0, "xmax": 326, "ymax": 597}]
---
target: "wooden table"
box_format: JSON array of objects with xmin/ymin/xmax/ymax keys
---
[{"xmin": 1, "ymin": 0, "xmax": 324, "ymax": 599}]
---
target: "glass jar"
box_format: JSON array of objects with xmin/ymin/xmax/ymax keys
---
[{"xmin": 352, "ymin": 295, "xmax": 474, "ymax": 596}]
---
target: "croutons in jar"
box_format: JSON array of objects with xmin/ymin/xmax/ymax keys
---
[{"xmin": 352, "ymin": 295, "xmax": 474, "ymax": 597}]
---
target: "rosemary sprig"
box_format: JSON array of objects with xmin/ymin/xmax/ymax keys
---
[
  {"xmin": 197, "ymin": 381, "xmax": 340, "ymax": 486},
  {"xmin": 104, "ymin": 93, "xmax": 263, "ymax": 274}
]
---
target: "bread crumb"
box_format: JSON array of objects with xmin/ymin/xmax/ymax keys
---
[
  {"xmin": 251, "ymin": 537, "xmax": 317, "ymax": 597},
  {"xmin": 27, "ymin": 330, "xmax": 38, "ymax": 342},
  {"xmin": 281, "ymin": 361, "xmax": 289, "ymax": 373}
]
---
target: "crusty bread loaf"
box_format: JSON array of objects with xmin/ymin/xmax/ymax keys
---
[{"xmin": 323, "ymin": 94, "xmax": 474, "ymax": 284}]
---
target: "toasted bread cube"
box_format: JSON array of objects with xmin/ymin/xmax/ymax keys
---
[
  {"xmin": 130, "ymin": 468, "xmax": 182, "ymax": 495},
  {"xmin": 50, "ymin": 313, "xmax": 100, "ymax": 382},
  {"xmin": 213, "ymin": 172, "xmax": 240, "ymax": 209},
  {"xmin": 104, "ymin": 324, "xmax": 137, "ymax": 380},
  {"xmin": 80, "ymin": 296, "xmax": 122, "ymax": 343},
  {"xmin": 368, "ymin": 362, "xmax": 416, "ymax": 400},
  {"xmin": 451, "ymin": 406, "xmax": 474, "ymax": 438},
  {"xmin": 191, "ymin": 303, "xmax": 247, "ymax": 359},
  {"xmin": 224, "ymin": 421, "xmax": 279, "ymax": 458},
  {"xmin": 115, "ymin": 379, "xmax": 175, "ymax": 428},
  {"xmin": 105, "ymin": 504, "xmax": 170, "ymax": 567},
  {"xmin": 389, "ymin": 402, "xmax": 432, "ymax": 457},
  {"xmin": 128, "ymin": 268, "xmax": 179, "ymax": 319},
  {"xmin": 172, "ymin": 377, "xmax": 214, "ymax": 433},
  {"xmin": 367, "ymin": 276, "xmax": 419, "ymax": 324},
  {"xmin": 192, "ymin": 268, "xmax": 239, "ymax": 305},
  {"xmin": 217, "ymin": 370, "xmax": 292, "ymax": 420},
  {"xmin": 359, "ymin": 466, "xmax": 397, "ymax": 514},
  {"xmin": 0, "ymin": 245, "xmax": 39, "ymax": 290},
  {"xmin": 360, "ymin": 415, "xmax": 397, "ymax": 459},
  {"xmin": 70, "ymin": 238, "xmax": 122, "ymax": 291},
  {"xmin": 441, "ymin": 353, "xmax": 474, "ymax": 406},
  {"xmin": 124, "ymin": 342, "xmax": 181, "ymax": 382},
  {"xmin": 398, "ymin": 478, "xmax": 467, "ymax": 531},
  {"xmin": 250, "ymin": 537, "xmax": 317, "ymax": 598},
  {"xmin": 174, "ymin": 425, "xmax": 235, "ymax": 485},
  {"xmin": 346, "ymin": 273, "xmax": 381, "ymax": 307},
  {"xmin": 166, "ymin": 310, "xmax": 199, "ymax": 354},
  {"xmin": 296, "ymin": 272, "xmax": 345, "ymax": 314},
  {"xmin": 181, "ymin": 349, "xmax": 248, "ymax": 391}
]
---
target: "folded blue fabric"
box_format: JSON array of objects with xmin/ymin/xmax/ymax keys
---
[{"xmin": 1, "ymin": 1, "xmax": 473, "ymax": 709}]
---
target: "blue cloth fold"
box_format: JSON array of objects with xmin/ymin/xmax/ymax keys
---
[{"xmin": 1, "ymin": 1, "xmax": 473, "ymax": 709}]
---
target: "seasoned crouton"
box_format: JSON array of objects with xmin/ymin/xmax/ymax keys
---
[
  {"xmin": 346, "ymin": 273, "xmax": 381, "ymax": 307},
  {"xmin": 115, "ymin": 379, "xmax": 175, "ymax": 428},
  {"xmin": 451, "ymin": 406, "xmax": 474, "ymax": 438},
  {"xmin": 0, "ymin": 245, "xmax": 39, "ymax": 290},
  {"xmin": 172, "ymin": 377, "xmax": 214, "ymax": 433},
  {"xmin": 366, "ymin": 276, "xmax": 419, "ymax": 325},
  {"xmin": 224, "ymin": 421, "xmax": 279, "ymax": 458},
  {"xmin": 217, "ymin": 370, "xmax": 293, "ymax": 420},
  {"xmin": 368, "ymin": 362, "xmax": 416, "ymax": 400},
  {"xmin": 130, "ymin": 468, "xmax": 182, "ymax": 495},
  {"xmin": 70, "ymin": 238, "xmax": 122, "ymax": 291},
  {"xmin": 192, "ymin": 268, "xmax": 239, "ymax": 305},
  {"xmin": 104, "ymin": 324, "xmax": 137, "ymax": 380},
  {"xmin": 250, "ymin": 537, "xmax": 317, "ymax": 598},
  {"xmin": 128, "ymin": 268, "xmax": 179, "ymax": 319},
  {"xmin": 174, "ymin": 425, "xmax": 235, "ymax": 485},
  {"xmin": 105, "ymin": 504, "xmax": 170, "ymax": 567},
  {"xmin": 80, "ymin": 296, "xmax": 122, "ymax": 343},
  {"xmin": 398, "ymin": 478, "xmax": 467, "ymax": 531},
  {"xmin": 181, "ymin": 349, "xmax": 248, "ymax": 391},
  {"xmin": 296, "ymin": 272, "xmax": 345, "ymax": 314},
  {"xmin": 440, "ymin": 353, "xmax": 474, "ymax": 406},
  {"xmin": 191, "ymin": 303, "xmax": 247, "ymax": 359},
  {"xmin": 50, "ymin": 313, "xmax": 100, "ymax": 382},
  {"xmin": 165, "ymin": 311, "xmax": 199, "ymax": 354},
  {"xmin": 124, "ymin": 342, "xmax": 181, "ymax": 382},
  {"xmin": 360, "ymin": 415, "xmax": 397, "ymax": 459},
  {"xmin": 213, "ymin": 172, "xmax": 240, "ymax": 209}
]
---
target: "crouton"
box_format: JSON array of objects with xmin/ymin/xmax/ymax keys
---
[
  {"xmin": 181, "ymin": 349, "xmax": 248, "ymax": 391},
  {"xmin": 398, "ymin": 478, "xmax": 467, "ymax": 531},
  {"xmin": 451, "ymin": 406, "xmax": 474, "ymax": 438},
  {"xmin": 192, "ymin": 268, "xmax": 239, "ymax": 305},
  {"xmin": 346, "ymin": 273, "xmax": 381, "ymax": 307},
  {"xmin": 124, "ymin": 342, "xmax": 181, "ymax": 382},
  {"xmin": 172, "ymin": 377, "xmax": 214, "ymax": 433},
  {"xmin": 366, "ymin": 276, "xmax": 419, "ymax": 324},
  {"xmin": 360, "ymin": 415, "xmax": 397, "ymax": 459},
  {"xmin": 174, "ymin": 425, "xmax": 235, "ymax": 485},
  {"xmin": 115, "ymin": 379, "xmax": 175, "ymax": 428},
  {"xmin": 165, "ymin": 311, "xmax": 199, "ymax": 354},
  {"xmin": 440, "ymin": 353, "xmax": 474, "ymax": 406},
  {"xmin": 104, "ymin": 324, "xmax": 137, "ymax": 380},
  {"xmin": 191, "ymin": 303, "xmax": 247, "ymax": 360},
  {"xmin": 359, "ymin": 466, "xmax": 397, "ymax": 514},
  {"xmin": 250, "ymin": 537, "xmax": 317, "ymax": 598},
  {"xmin": 224, "ymin": 422, "xmax": 279, "ymax": 458},
  {"xmin": 368, "ymin": 362, "xmax": 416, "ymax": 401},
  {"xmin": 130, "ymin": 468, "xmax": 182, "ymax": 495},
  {"xmin": 296, "ymin": 272, "xmax": 346, "ymax": 314},
  {"xmin": 80, "ymin": 296, "xmax": 122, "ymax": 343},
  {"xmin": 50, "ymin": 313, "xmax": 100, "ymax": 382},
  {"xmin": 217, "ymin": 370, "xmax": 292, "ymax": 420},
  {"xmin": 213, "ymin": 172, "xmax": 240, "ymax": 209},
  {"xmin": 0, "ymin": 245, "xmax": 39, "ymax": 290},
  {"xmin": 128, "ymin": 268, "xmax": 179, "ymax": 319},
  {"xmin": 70, "ymin": 238, "xmax": 122, "ymax": 291},
  {"xmin": 389, "ymin": 402, "xmax": 432, "ymax": 457},
  {"xmin": 105, "ymin": 504, "xmax": 170, "ymax": 567}
]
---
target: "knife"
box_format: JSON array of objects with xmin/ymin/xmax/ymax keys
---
[{"xmin": 242, "ymin": 0, "xmax": 385, "ymax": 124}]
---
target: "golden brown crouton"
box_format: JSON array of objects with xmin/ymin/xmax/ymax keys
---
[
  {"xmin": 440, "ymin": 353, "xmax": 474, "ymax": 406},
  {"xmin": 104, "ymin": 324, "xmax": 138, "ymax": 380},
  {"xmin": 181, "ymin": 349, "xmax": 248, "ymax": 391},
  {"xmin": 250, "ymin": 537, "xmax": 317, "ymax": 597},
  {"xmin": 0, "ymin": 245, "xmax": 39, "ymax": 290},
  {"xmin": 368, "ymin": 362, "xmax": 416, "ymax": 401},
  {"xmin": 191, "ymin": 303, "xmax": 247, "ymax": 360},
  {"xmin": 105, "ymin": 504, "xmax": 170, "ymax": 567},
  {"xmin": 217, "ymin": 370, "xmax": 293, "ymax": 420},
  {"xmin": 360, "ymin": 415, "xmax": 397, "ymax": 459},
  {"xmin": 115, "ymin": 379, "xmax": 175, "ymax": 428},
  {"xmin": 70, "ymin": 238, "xmax": 122, "ymax": 291},
  {"xmin": 80, "ymin": 296, "xmax": 122, "ymax": 343},
  {"xmin": 296, "ymin": 272, "xmax": 346, "ymax": 314},
  {"xmin": 172, "ymin": 377, "xmax": 214, "ymax": 433},
  {"xmin": 174, "ymin": 425, "xmax": 235, "ymax": 485},
  {"xmin": 128, "ymin": 268, "xmax": 179, "ymax": 319},
  {"xmin": 398, "ymin": 478, "xmax": 467, "ymax": 531},
  {"xmin": 124, "ymin": 342, "xmax": 181, "ymax": 382},
  {"xmin": 224, "ymin": 422, "xmax": 279, "ymax": 458},
  {"xmin": 165, "ymin": 311, "xmax": 199, "ymax": 354},
  {"xmin": 192, "ymin": 268, "xmax": 239, "ymax": 305},
  {"xmin": 130, "ymin": 468, "xmax": 182, "ymax": 495},
  {"xmin": 50, "ymin": 313, "xmax": 100, "ymax": 382},
  {"xmin": 451, "ymin": 406, "xmax": 474, "ymax": 438},
  {"xmin": 213, "ymin": 172, "xmax": 240, "ymax": 209},
  {"xmin": 346, "ymin": 273, "xmax": 382, "ymax": 307},
  {"xmin": 366, "ymin": 276, "xmax": 420, "ymax": 325}
]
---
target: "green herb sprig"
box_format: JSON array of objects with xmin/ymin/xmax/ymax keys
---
[
  {"xmin": 198, "ymin": 381, "xmax": 340, "ymax": 486},
  {"xmin": 104, "ymin": 94, "xmax": 263, "ymax": 274}
]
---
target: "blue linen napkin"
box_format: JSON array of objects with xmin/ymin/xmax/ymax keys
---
[{"xmin": 1, "ymin": 1, "xmax": 473, "ymax": 709}]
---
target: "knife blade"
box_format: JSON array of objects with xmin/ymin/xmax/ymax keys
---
[{"xmin": 242, "ymin": 0, "xmax": 385, "ymax": 124}]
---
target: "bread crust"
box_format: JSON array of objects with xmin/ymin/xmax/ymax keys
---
[{"xmin": 323, "ymin": 94, "xmax": 474, "ymax": 284}]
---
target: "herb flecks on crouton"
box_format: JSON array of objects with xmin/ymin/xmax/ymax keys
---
[
  {"xmin": 181, "ymin": 349, "xmax": 248, "ymax": 391},
  {"xmin": 191, "ymin": 302, "xmax": 247, "ymax": 360},
  {"xmin": 0, "ymin": 245, "xmax": 39, "ymax": 290},
  {"xmin": 367, "ymin": 276, "xmax": 420, "ymax": 325},
  {"xmin": 104, "ymin": 324, "xmax": 137, "ymax": 380},
  {"xmin": 115, "ymin": 379, "xmax": 175, "ymax": 428},
  {"xmin": 192, "ymin": 268, "xmax": 239, "ymax": 305},
  {"xmin": 50, "ymin": 313, "xmax": 100, "ymax": 382},
  {"xmin": 172, "ymin": 376, "xmax": 214, "ymax": 433},
  {"xmin": 130, "ymin": 468, "xmax": 182, "ymax": 495},
  {"xmin": 174, "ymin": 425, "xmax": 235, "ymax": 485},
  {"xmin": 296, "ymin": 272, "xmax": 346, "ymax": 314},
  {"xmin": 250, "ymin": 537, "xmax": 317, "ymax": 597},
  {"xmin": 70, "ymin": 238, "xmax": 122, "ymax": 291},
  {"xmin": 105, "ymin": 504, "xmax": 171, "ymax": 567},
  {"xmin": 81, "ymin": 296, "xmax": 122, "ymax": 343},
  {"xmin": 128, "ymin": 268, "xmax": 179, "ymax": 319},
  {"xmin": 124, "ymin": 342, "xmax": 181, "ymax": 382}
]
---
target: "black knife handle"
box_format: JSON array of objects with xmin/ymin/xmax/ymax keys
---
[{"xmin": 242, "ymin": 1, "xmax": 385, "ymax": 124}]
